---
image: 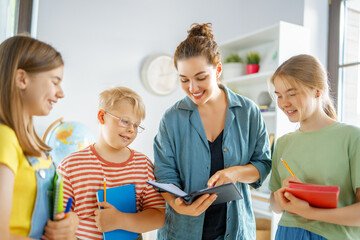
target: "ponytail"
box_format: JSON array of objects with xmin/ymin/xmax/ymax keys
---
[{"xmin": 323, "ymin": 95, "xmax": 337, "ymax": 120}]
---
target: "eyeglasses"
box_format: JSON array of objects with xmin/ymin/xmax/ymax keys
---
[{"xmin": 105, "ymin": 111, "xmax": 145, "ymax": 133}]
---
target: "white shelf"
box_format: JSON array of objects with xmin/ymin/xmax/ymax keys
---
[
  {"xmin": 261, "ymin": 111, "xmax": 276, "ymax": 117},
  {"xmin": 251, "ymin": 190, "xmax": 270, "ymax": 200},
  {"xmin": 223, "ymin": 70, "xmax": 273, "ymax": 87},
  {"xmin": 253, "ymin": 208, "xmax": 272, "ymax": 218},
  {"xmin": 220, "ymin": 23, "xmax": 279, "ymax": 50},
  {"xmin": 251, "ymin": 189, "xmax": 272, "ymax": 219},
  {"xmin": 220, "ymin": 21, "xmax": 309, "ymax": 240}
]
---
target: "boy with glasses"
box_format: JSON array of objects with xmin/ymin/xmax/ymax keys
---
[{"xmin": 58, "ymin": 86, "xmax": 165, "ymax": 240}]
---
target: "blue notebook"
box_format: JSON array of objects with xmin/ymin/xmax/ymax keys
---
[{"xmin": 96, "ymin": 184, "xmax": 138, "ymax": 240}]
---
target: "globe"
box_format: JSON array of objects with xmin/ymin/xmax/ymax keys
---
[{"xmin": 44, "ymin": 119, "xmax": 96, "ymax": 165}]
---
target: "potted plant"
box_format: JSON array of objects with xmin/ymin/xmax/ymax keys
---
[
  {"xmin": 222, "ymin": 53, "xmax": 245, "ymax": 80},
  {"xmin": 246, "ymin": 51, "xmax": 260, "ymax": 74}
]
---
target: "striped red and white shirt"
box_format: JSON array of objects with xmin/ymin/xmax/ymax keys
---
[{"xmin": 58, "ymin": 144, "xmax": 165, "ymax": 240}]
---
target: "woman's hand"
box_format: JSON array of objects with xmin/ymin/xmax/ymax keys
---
[
  {"xmin": 207, "ymin": 164, "xmax": 261, "ymax": 188},
  {"xmin": 207, "ymin": 167, "xmax": 238, "ymax": 188},
  {"xmin": 41, "ymin": 212, "xmax": 79, "ymax": 240},
  {"xmin": 162, "ymin": 192, "xmax": 217, "ymax": 216},
  {"xmin": 94, "ymin": 202, "xmax": 122, "ymax": 232}
]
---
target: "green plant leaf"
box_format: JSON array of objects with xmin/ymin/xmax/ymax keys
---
[
  {"xmin": 225, "ymin": 53, "xmax": 243, "ymax": 63},
  {"xmin": 246, "ymin": 51, "xmax": 260, "ymax": 65}
]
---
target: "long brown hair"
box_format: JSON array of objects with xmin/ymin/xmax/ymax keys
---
[
  {"xmin": 174, "ymin": 23, "xmax": 221, "ymax": 69},
  {"xmin": 270, "ymin": 54, "xmax": 337, "ymax": 120},
  {"xmin": 0, "ymin": 35, "xmax": 64, "ymax": 156}
]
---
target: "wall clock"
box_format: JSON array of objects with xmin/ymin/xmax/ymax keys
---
[{"xmin": 141, "ymin": 54, "xmax": 178, "ymax": 96}]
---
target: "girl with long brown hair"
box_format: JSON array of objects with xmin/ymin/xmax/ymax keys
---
[
  {"xmin": 0, "ymin": 35, "xmax": 78, "ymax": 239},
  {"xmin": 269, "ymin": 54, "xmax": 360, "ymax": 239}
]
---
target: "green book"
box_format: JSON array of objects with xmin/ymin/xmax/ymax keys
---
[{"xmin": 53, "ymin": 171, "xmax": 64, "ymax": 220}]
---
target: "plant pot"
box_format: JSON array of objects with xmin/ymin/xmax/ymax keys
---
[
  {"xmin": 222, "ymin": 62, "xmax": 245, "ymax": 81},
  {"xmin": 246, "ymin": 64, "xmax": 260, "ymax": 74}
]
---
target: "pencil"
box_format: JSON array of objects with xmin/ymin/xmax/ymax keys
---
[
  {"xmin": 104, "ymin": 177, "xmax": 107, "ymax": 202},
  {"xmin": 281, "ymin": 158, "xmax": 296, "ymax": 177}
]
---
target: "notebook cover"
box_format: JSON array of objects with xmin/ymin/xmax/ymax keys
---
[
  {"xmin": 96, "ymin": 184, "xmax": 138, "ymax": 240},
  {"xmin": 186, "ymin": 182, "xmax": 243, "ymax": 205},
  {"xmin": 286, "ymin": 181, "xmax": 340, "ymax": 208},
  {"xmin": 147, "ymin": 181, "xmax": 242, "ymax": 205}
]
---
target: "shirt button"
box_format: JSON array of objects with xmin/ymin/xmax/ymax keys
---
[
  {"xmin": 223, "ymin": 148, "xmax": 227, "ymax": 152},
  {"xmin": 227, "ymin": 217, "xmax": 230, "ymax": 221},
  {"xmin": 226, "ymin": 234, "xmax": 230, "ymax": 238},
  {"xmin": 39, "ymin": 169, "xmax": 46, "ymax": 178},
  {"xmin": 225, "ymin": 164, "xmax": 229, "ymax": 168}
]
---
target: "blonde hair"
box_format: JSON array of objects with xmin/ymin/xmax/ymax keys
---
[
  {"xmin": 174, "ymin": 23, "xmax": 221, "ymax": 69},
  {"xmin": 270, "ymin": 54, "xmax": 337, "ymax": 120},
  {"xmin": 99, "ymin": 86, "xmax": 146, "ymax": 120},
  {"xmin": 0, "ymin": 35, "xmax": 64, "ymax": 157}
]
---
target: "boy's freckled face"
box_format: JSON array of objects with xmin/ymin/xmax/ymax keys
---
[{"xmin": 102, "ymin": 101, "xmax": 141, "ymax": 150}]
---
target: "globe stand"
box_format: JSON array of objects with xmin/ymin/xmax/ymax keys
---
[{"xmin": 42, "ymin": 117, "xmax": 64, "ymax": 141}]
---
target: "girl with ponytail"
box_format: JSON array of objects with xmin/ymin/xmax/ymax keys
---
[{"xmin": 269, "ymin": 54, "xmax": 360, "ymax": 239}]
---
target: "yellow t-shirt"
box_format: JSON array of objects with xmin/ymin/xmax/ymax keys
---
[{"xmin": 0, "ymin": 124, "xmax": 52, "ymax": 236}]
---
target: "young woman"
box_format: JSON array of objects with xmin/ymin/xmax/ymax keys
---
[
  {"xmin": 153, "ymin": 23, "xmax": 272, "ymax": 240},
  {"xmin": 0, "ymin": 36, "xmax": 78, "ymax": 240},
  {"xmin": 269, "ymin": 54, "xmax": 360, "ymax": 239}
]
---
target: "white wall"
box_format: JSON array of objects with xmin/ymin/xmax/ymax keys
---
[
  {"xmin": 0, "ymin": 0, "xmax": 14, "ymax": 42},
  {"xmin": 35, "ymin": 0, "xmax": 310, "ymax": 160},
  {"xmin": 304, "ymin": 0, "xmax": 329, "ymax": 66}
]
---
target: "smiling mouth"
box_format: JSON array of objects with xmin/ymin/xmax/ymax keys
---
[
  {"xmin": 48, "ymin": 101, "xmax": 54, "ymax": 109},
  {"xmin": 286, "ymin": 110, "xmax": 297, "ymax": 115},
  {"xmin": 49, "ymin": 99, "xmax": 57, "ymax": 106},
  {"xmin": 120, "ymin": 135, "xmax": 130, "ymax": 141},
  {"xmin": 191, "ymin": 91, "xmax": 204, "ymax": 99}
]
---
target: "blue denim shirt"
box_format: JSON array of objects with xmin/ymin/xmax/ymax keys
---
[{"xmin": 154, "ymin": 86, "xmax": 271, "ymax": 240}]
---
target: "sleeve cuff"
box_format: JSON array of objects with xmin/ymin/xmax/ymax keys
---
[{"xmin": 249, "ymin": 161, "xmax": 271, "ymax": 189}]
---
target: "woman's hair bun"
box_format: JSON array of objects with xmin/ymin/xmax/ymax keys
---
[{"xmin": 187, "ymin": 23, "xmax": 215, "ymax": 41}]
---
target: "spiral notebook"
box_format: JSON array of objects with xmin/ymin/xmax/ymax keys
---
[
  {"xmin": 96, "ymin": 184, "xmax": 138, "ymax": 240},
  {"xmin": 53, "ymin": 171, "xmax": 64, "ymax": 220}
]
